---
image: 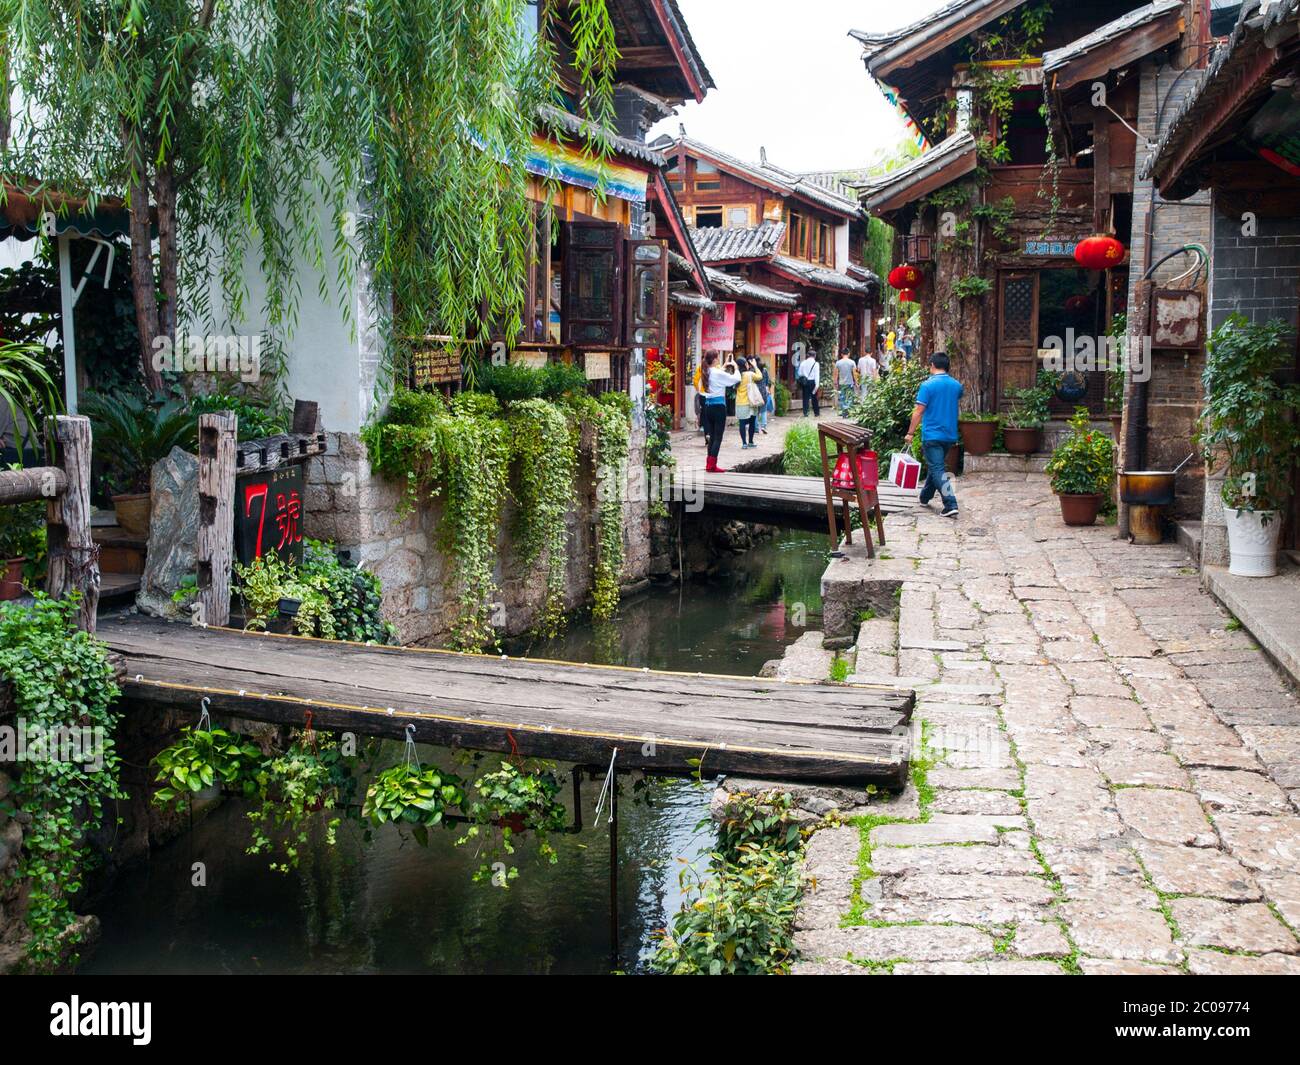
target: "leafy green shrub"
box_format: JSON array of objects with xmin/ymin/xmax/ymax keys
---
[
  {"xmin": 0, "ymin": 465, "xmax": 47, "ymax": 582},
  {"xmin": 81, "ymin": 391, "xmax": 196, "ymax": 495},
  {"xmin": 773, "ymin": 380, "xmax": 791, "ymax": 417},
  {"xmin": 539, "ymin": 362, "xmax": 590, "ymax": 400},
  {"xmin": 782, "ymin": 420, "xmax": 822, "ymax": 477},
  {"xmin": 475, "ymin": 362, "xmax": 544, "ymax": 403},
  {"xmin": 300, "ymin": 540, "xmax": 395, "ymax": 644},
  {"xmin": 1002, "ymin": 370, "xmax": 1059, "ymax": 429},
  {"xmin": 1045, "ymin": 406, "xmax": 1115, "ymax": 495},
  {"xmin": 187, "ymin": 392, "xmax": 291, "ymax": 441},
  {"xmin": 0, "ymin": 593, "xmax": 123, "ymax": 969},
  {"xmin": 848, "ymin": 357, "xmax": 928, "ymax": 460},
  {"xmin": 1199, "ymin": 315, "xmax": 1300, "ymax": 512}
]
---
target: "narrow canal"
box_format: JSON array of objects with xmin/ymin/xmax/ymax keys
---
[{"xmin": 85, "ymin": 529, "xmax": 829, "ymax": 974}]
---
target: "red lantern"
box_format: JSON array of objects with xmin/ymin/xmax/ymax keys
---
[
  {"xmin": 898, "ymin": 288, "xmax": 916, "ymax": 303},
  {"xmin": 1073, "ymin": 235, "xmax": 1126, "ymax": 270},
  {"xmin": 888, "ymin": 263, "xmax": 922, "ymax": 289}
]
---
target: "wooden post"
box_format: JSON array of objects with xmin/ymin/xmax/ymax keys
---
[
  {"xmin": 197, "ymin": 412, "xmax": 237, "ymax": 628},
  {"xmin": 45, "ymin": 415, "xmax": 98, "ymax": 632}
]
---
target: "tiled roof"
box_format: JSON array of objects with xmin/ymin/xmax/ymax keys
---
[
  {"xmin": 651, "ymin": 134, "xmax": 863, "ymax": 217},
  {"xmin": 662, "ymin": 0, "xmax": 717, "ymax": 95},
  {"xmin": 689, "ymin": 221, "xmax": 786, "ymax": 262},
  {"xmin": 704, "ymin": 267, "xmax": 799, "ymax": 308},
  {"xmin": 855, "ymin": 131, "xmax": 978, "ymax": 213},
  {"xmin": 1144, "ymin": 0, "xmax": 1300, "ymax": 192},
  {"xmin": 538, "ymin": 105, "xmax": 667, "ymax": 166},
  {"xmin": 770, "ymin": 255, "xmax": 876, "ymax": 296},
  {"xmin": 1043, "ymin": 0, "xmax": 1183, "ymax": 73},
  {"xmin": 850, "ymin": 0, "xmax": 1026, "ymax": 71}
]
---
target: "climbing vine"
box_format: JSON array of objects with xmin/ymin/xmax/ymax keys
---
[
  {"xmin": 363, "ymin": 376, "xmax": 632, "ymax": 645},
  {"xmin": 509, "ymin": 398, "xmax": 580, "ymax": 637},
  {"xmin": 0, "ymin": 594, "xmax": 124, "ymax": 969}
]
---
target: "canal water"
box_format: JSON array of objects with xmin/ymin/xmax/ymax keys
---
[{"xmin": 85, "ymin": 530, "xmax": 829, "ymax": 974}]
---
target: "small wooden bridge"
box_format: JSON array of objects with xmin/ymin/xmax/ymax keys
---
[
  {"xmin": 101, "ymin": 617, "xmax": 914, "ymax": 787},
  {"xmin": 679, "ymin": 470, "xmax": 921, "ymax": 528}
]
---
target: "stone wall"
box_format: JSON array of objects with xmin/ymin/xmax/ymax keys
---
[
  {"xmin": 1126, "ymin": 60, "xmax": 1213, "ymax": 523},
  {"xmin": 1199, "ymin": 201, "xmax": 1300, "ymax": 565},
  {"xmin": 304, "ymin": 427, "xmax": 650, "ymax": 646}
]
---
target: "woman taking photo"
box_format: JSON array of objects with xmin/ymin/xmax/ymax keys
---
[
  {"xmin": 700, "ymin": 351, "xmax": 740, "ymax": 472},
  {"xmin": 735, "ymin": 356, "xmax": 761, "ymax": 450}
]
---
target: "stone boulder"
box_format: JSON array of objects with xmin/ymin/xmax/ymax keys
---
[{"xmin": 136, "ymin": 447, "xmax": 199, "ymax": 618}]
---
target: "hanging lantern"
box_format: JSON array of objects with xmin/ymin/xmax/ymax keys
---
[
  {"xmin": 1073, "ymin": 235, "xmax": 1126, "ymax": 270},
  {"xmin": 888, "ymin": 263, "xmax": 923, "ymax": 289},
  {"xmin": 899, "ymin": 288, "xmax": 916, "ymax": 303}
]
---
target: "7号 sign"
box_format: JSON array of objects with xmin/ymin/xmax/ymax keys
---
[{"xmin": 235, "ymin": 464, "xmax": 305, "ymax": 567}]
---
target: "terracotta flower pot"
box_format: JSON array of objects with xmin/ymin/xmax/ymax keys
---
[
  {"xmin": 1058, "ymin": 492, "xmax": 1103, "ymax": 526},
  {"xmin": 112, "ymin": 492, "xmax": 152, "ymax": 537},
  {"xmin": 1002, "ymin": 426, "xmax": 1042, "ymax": 455},
  {"xmin": 1, "ymin": 557, "xmax": 26, "ymax": 601},
  {"xmin": 959, "ymin": 419, "xmax": 997, "ymax": 455}
]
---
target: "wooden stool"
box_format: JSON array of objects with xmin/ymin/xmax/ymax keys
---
[{"xmin": 817, "ymin": 420, "xmax": 886, "ymax": 558}]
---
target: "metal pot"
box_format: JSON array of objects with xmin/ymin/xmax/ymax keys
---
[{"xmin": 1119, "ymin": 471, "xmax": 1176, "ymax": 507}]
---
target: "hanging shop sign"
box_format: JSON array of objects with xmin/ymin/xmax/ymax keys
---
[
  {"xmin": 702, "ymin": 302, "xmax": 736, "ymax": 351},
  {"xmin": 235, "ymin": 464, "xmax": 305, "ymax": 568},
  {"xmin": 758, "ymin": 311, "xmax": 789, "ymax": 355},
  {"xmin": 1023, "ymin": 239, "xmax": 1080, "ymax": 257}
]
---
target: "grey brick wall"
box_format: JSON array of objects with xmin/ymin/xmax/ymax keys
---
[{"xmin": 1208, "ymin": 202, "xmax": 1300, "ymax": 331}]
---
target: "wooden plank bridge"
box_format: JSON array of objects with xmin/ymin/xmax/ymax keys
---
[
  {"xmin": 101, "ymin": 617, "xmax": 915, "ymax": 787},
  {"xmin": 679, "ymin": 470, "xmax": 921, "ymax": 527}
]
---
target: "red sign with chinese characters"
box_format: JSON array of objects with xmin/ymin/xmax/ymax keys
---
[{"xmin": 235, "ymin": 464, "xmax": 305, "ymax": 567}]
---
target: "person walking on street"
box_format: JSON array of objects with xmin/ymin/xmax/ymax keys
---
[
  {"xmin": 903, "ymin": 351, "xmax": 963, "ymax": 518},
  {"xmin": 834, "ymin": 350, "xmax": 858, "ymax": 414},
  {"xmin": 856, "ymin": 347, "xmax": 878, "ymax": 401},
  {"xmin": 701, "ymin": 352, "xmax": 740, "ymax": 473},
  {"xmin": 796, "ymin": 348, "xmax": 820, "ymax": 416},
  {"xmin": 756, "ymin": 359, "xmax": 773, "ymax": 433},
  {"xmin": 735, "ymin": 357, "xmax": 760, "ymax": 449}
]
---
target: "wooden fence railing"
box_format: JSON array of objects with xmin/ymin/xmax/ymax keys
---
[{"xmin": 0, "ymin": 415, "xmax": 99, "ymax": 631}]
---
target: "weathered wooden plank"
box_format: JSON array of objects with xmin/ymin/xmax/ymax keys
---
[
  {"xmin": 0, "ymin": 466, "xmax": 66, "ymax": 505},
  {"xmin": 102, "ymin": 618, "xmax": 915, "ymax": 786},
  {"xmin": 44, "ymin": 416, "xmax": 98, "ymax": 632},
  {"xmin": 197, "ymin": 412, "xmax": 237, "ymax": 628}
]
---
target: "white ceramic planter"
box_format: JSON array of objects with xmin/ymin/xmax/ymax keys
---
[{"xmin": 1224, "ymin": 507, "xmax": 1282, "ymax": 577}]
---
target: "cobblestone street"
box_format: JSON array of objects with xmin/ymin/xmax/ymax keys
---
[{"xmin": 789, "ymin": 471, "xmax": 1300, "ymax": 975}]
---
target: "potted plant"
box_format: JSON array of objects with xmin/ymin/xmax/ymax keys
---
[
  {"xmin": 151, "ymin": 724, "xmax": 267, "ymax": 807},
  {"xmin": 80, "ymin": 391, "xmax": 196, "ymax": 535},
  {"xmin": 0, "ymin": 475, "xmax": 46, "ymax": 601},
  {"xmin": 958, "ymin": 412, "xmax": 999, "ymax": 455},
  {"xmin": 1001, "ymin": 371, "xmax": 1056, "ymax": 455},
  {"xmin": 1045, "ymin": 406, "xmax": 1116, "ymax": 526},
  {"xmin": 0, "ymin": 339, "xmax": 59, "ymax": 460},
  {"xmin": 363, "ymin": 761, "xmax": 467, "ymax": 846},
  {"xmin": 1198, "ymin": 315, "xmax": 1300, "ymax": 577},
  {"xmin": 456, "ymin": 759, "xmax": 568, "ymax": 887}
]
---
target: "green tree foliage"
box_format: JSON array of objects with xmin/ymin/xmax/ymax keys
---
[{"xmin": 1, "ymin": 1, "xmax": 618, "ymax": 390}]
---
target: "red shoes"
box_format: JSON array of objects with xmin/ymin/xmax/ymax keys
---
[{"xmin": 705, "ymin": 456, "xmax": 727, "ymax": 473}]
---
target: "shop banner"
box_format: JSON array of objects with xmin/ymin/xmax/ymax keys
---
[
  {"xmin": 759, "ymin": 311, "xmax": 789, "ymax": 355},
  {"xmin": 702, "ymin": 302, "xmax": 736, "ymax": 352}
]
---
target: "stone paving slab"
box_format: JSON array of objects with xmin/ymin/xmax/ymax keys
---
[{"xmin": 788, "ymin": 471, "xmax": 1300, "ymax": 975}]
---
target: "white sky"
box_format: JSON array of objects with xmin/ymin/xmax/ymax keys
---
[{"xmin": 649, "ymin": 0, "xmax": 948, "ymax": 172}]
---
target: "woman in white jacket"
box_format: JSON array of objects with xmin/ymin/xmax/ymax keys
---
[{"xmin": 700, "ymin": 351, "xmax": 740, "ymax": 472}]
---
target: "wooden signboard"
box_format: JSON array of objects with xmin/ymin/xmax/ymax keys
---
[
  {"xmin": 585, "ymin": 351, "xmax": 611, "ymax": 380},
  {"xmin": 235, "ymin": 464, "xmax": 305, "ymax": 567},
  {"xmin": 412, "ymin": 346, "xmax": 461, "ymax": 388}
]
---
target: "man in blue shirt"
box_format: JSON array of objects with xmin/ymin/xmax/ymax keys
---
[{"xmin": 903, "ymin": 352, "xmax": 963, "ymax": 517}]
